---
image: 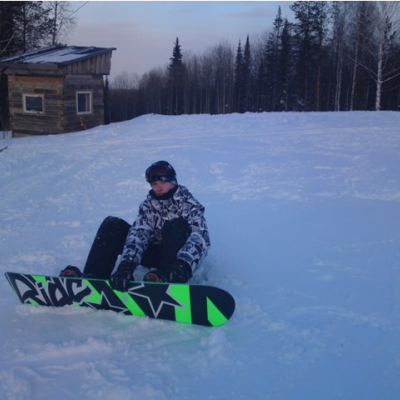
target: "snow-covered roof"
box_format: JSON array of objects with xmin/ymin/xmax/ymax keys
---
[{"xmin": 0, "ymin": 45, "xmax": 116, "ymax": 66}]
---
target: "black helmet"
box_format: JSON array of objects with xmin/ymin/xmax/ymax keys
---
[{"xmin": 145, "ymin": 161, "xmax": 177, "ymax": 184}]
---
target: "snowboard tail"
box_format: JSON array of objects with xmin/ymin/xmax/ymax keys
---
[{"xmin": 5, "ymin": 272, "xmax": 235, "ymax": 327}]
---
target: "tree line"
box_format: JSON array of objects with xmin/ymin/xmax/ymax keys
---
[
  {"xmin": 108, "ymin": 1, "xmax": 400, "ymax": 123},
  {"xmin": 1, "ymin": 1, "xmax": 400, "ymax": 129}
]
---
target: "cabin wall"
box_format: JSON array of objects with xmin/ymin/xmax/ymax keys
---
[
  {"xmin": 8, "ymin": 74, "xmax": 105, "ymax": 137},
  {"xmin": 3, "ymin": 49, "xmax": 113, "ymax": 137},
  {"xmin": 8, "ymin": 75, "xmax": 64, "ymax": 136},
  {"xmin": 63, "ymin": 74, "xmax": 105, "ymax": 133}
]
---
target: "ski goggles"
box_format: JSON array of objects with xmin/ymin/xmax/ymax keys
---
[{"xmin": 145, "ymin": 161, "xmax": 176, "ymax": 183}]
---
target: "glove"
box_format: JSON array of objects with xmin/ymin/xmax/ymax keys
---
[
  {"xmin": 110, "ymin": 260, "xmax": 136, "ymax": 291},
  {"xmin": 165, "ymin": 260, "xmax": 192, "ymax": 283}
]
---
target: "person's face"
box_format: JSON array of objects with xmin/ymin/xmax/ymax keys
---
[{"xmin": 150, "ymin": 180, "xmax": 175, "ymax": 197}]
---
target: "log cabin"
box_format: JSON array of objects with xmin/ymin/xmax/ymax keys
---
[{"xmin": 0, "ymin": 45, "xmax": 116, "ymax": 137}]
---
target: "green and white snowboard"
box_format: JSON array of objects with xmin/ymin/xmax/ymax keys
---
[{"xmin": 5, "ymin": 272, "xmax": 235, "ymax": 327}]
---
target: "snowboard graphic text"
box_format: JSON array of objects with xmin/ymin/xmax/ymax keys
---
[{"xmin": 5, "ymin": 272, "xmax": 235, "ymax": 327}]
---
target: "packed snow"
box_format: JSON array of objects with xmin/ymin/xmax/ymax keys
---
[{"xmin": 1, "ymin": 112, "xmax": 400, "ymax": 400}]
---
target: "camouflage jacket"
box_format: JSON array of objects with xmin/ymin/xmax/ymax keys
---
[{"xmin": 121, "ymin": 185, "xmax": 210, "ymax": 271}]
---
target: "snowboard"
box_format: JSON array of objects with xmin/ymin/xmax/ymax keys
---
[{"xmin": 5, "ymin": 272, "xmax": 235, "ymax": 327}]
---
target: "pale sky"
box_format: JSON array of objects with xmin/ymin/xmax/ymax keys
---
[{"xmin": 67, "ymin": 1, "xmax": 295, "ymax": 80}]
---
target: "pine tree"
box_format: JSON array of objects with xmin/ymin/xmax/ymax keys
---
[
  {"xmin": 0, "ymin": 2, "xmax": 62, "ymax": 56},
  {"xmin": 257, "ymin": 7, "xmax": 293, "ymax": 112},
  {"xmin": 0, "ymin": 2, "xmax": 20, "ymax": 56},
  {"xmin": 290, "ymin": 1, "xmax": 329, "ymax": 110},
  {"xmin": 311, "ymin": 1, "xmax": 330, "ymax": 111},
  {"xmin": 234, "ymin": 40, "xmax": 244, "ymax": 112},
  {"xmin": 243, "ymin": 35, "xmax": 252, "ymax": 112},
  {"xmin": 279, "ymin": 19, "xmax": 293, "ymax": 111},
  {"xmin": 167, "ymin": 37, "xmax": 186, "ymax": 115},
  {"xmin": 265, "ymin": 7, "xmax": 285, "ymax": 111},
  {"xmin": 17, "ymin": 2, "xmax": 52, "ymax": 52}
]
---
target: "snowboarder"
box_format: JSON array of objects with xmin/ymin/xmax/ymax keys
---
[{"xmin": 60, "ymin": 161, "xmax": 210, "ymax": 291}]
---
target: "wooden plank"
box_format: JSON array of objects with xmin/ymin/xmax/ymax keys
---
[{"xmin": 8, "ymin": 69, "xmax": 106, "ymax": 136}]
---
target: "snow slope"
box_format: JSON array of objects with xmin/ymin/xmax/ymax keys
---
[{"xmin": 1, "ymin": 112, "xmax": 400, "ymax": 400}]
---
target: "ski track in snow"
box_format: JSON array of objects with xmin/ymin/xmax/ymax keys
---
[{"xmin": 1, "ymin": 112, "xmax": 400, "ymax": 399}]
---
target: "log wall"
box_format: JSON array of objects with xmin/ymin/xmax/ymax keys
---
[
  {"xmin": 4, "ymin": 50, "xmax": 113, "ymax": 137},
  {"xmin": 8, "ymin": 74, "xmax": 105, "ymax": 137}
]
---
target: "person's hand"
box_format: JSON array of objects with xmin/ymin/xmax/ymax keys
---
[
  {"xmin": 110, "ymin": 260, "xmax": 136, "ymax": 291},
  {"xmin": 165, "ymin": 260, "xmax": 192, "ymax": 283}
]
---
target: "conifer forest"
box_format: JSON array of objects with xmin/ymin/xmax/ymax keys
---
[
  {"xmin": 2, "ymin": 2, "xmax": 400, "ymax": 126},
  {"xmin": 108, "ymin": 2, "xmax": 400, "ymax": 122}
]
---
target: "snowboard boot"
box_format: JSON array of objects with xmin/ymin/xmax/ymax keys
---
[
  {"xmin": 143, "ymin": 270, "xmax": 166, "ymax": 283},
  {"xmin": 60, "ymin": 265, "xmax": 86, "ymax": 278}
]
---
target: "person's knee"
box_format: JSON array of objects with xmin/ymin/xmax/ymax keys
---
[
  {"xmin": 162, "ymin": 218, "xmax": 190, "ymax": 244},
  {"xmin": 102, "ymin": 216, "xmax": 130, "ymax": 231},
  {"xmin": 162, "ymin": 217, "xmax": 190, "ymax": 235}
]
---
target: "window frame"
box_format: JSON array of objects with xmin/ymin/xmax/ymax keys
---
[
  {"xmin": 23, "ymin": 94, "xmax": 45, "ymax": 114},
  {"xmin": 76, "ymin": 91, "xmax": 93, "ymax": 115}
]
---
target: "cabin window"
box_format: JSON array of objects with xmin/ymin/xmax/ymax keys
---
[
  {"xmin": 23, "ymin": 94, "xmax": 44, "ymax": 114},
  {"xmin": 76, "ymin": 91, "xmax": 92, "ymax": 114}
]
